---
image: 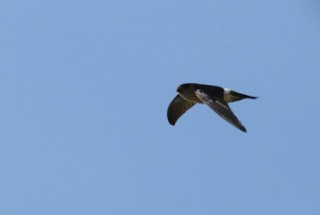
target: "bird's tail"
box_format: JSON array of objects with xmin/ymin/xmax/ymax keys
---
[{"xmin": 230, "ymin": 91, "xmax": 258, "ymax": 101}]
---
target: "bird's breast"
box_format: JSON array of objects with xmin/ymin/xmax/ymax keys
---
[{"xmin": 179, "ymin": 91, "xmax": 202, "ymax": 103}]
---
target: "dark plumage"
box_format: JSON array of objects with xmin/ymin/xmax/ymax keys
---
[{"xmin": 167, "ymin": 83, "xmax": 258, "ymax": 132}]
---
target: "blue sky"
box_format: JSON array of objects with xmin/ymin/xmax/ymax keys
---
[{"xmin": 1, "ymin": 0, "xmax": 320, "ymax": 214}]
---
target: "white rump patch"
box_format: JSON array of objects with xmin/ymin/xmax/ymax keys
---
[{"xmin": 223, "ymin": 88, "xmax": 233, "ymax": 102}]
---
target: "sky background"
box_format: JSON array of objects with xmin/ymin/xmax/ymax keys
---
[{"xmin": 1, "ymin": 0, "xmax": 320, "ymax": 214}]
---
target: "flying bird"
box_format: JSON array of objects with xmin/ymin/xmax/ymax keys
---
[{"xmin": 167, "ymin": 83, "xmax": 258, "ymax": 132}]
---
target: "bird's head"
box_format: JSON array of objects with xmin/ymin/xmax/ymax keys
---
[{"xmin": 177, "ymin": 83, "xmax": 194, "ymax": 94}]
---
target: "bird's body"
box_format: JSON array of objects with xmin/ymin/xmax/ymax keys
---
[{"xmin": 167, "ymin": 83, "xmax": 257, "ymax": 132}]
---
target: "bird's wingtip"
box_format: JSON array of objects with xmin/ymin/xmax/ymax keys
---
[
  {"xmin": 240, "ymin": 127, "xmax": 247, "ymax": 133},
  {"xmin": 168, "ymin": 119, "xmax": 176, "ymax": 126}
]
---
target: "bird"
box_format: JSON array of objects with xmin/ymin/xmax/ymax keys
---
[{"xmin": 167, "ymin": 83, "xmax": 258, "ymax": 132}]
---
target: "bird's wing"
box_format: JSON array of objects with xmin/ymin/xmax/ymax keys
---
[
  {"xmin": 195, "ymin": 90, "xmax": 246, "ymax": 132},
  {"xmin": 167, "ymin": 95, "xmax": 195, "ymax": 125}
]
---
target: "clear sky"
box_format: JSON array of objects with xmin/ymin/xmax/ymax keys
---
[{"xmin": 1, "ymin": 0, "xmax": 320, "ymax": 214}]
